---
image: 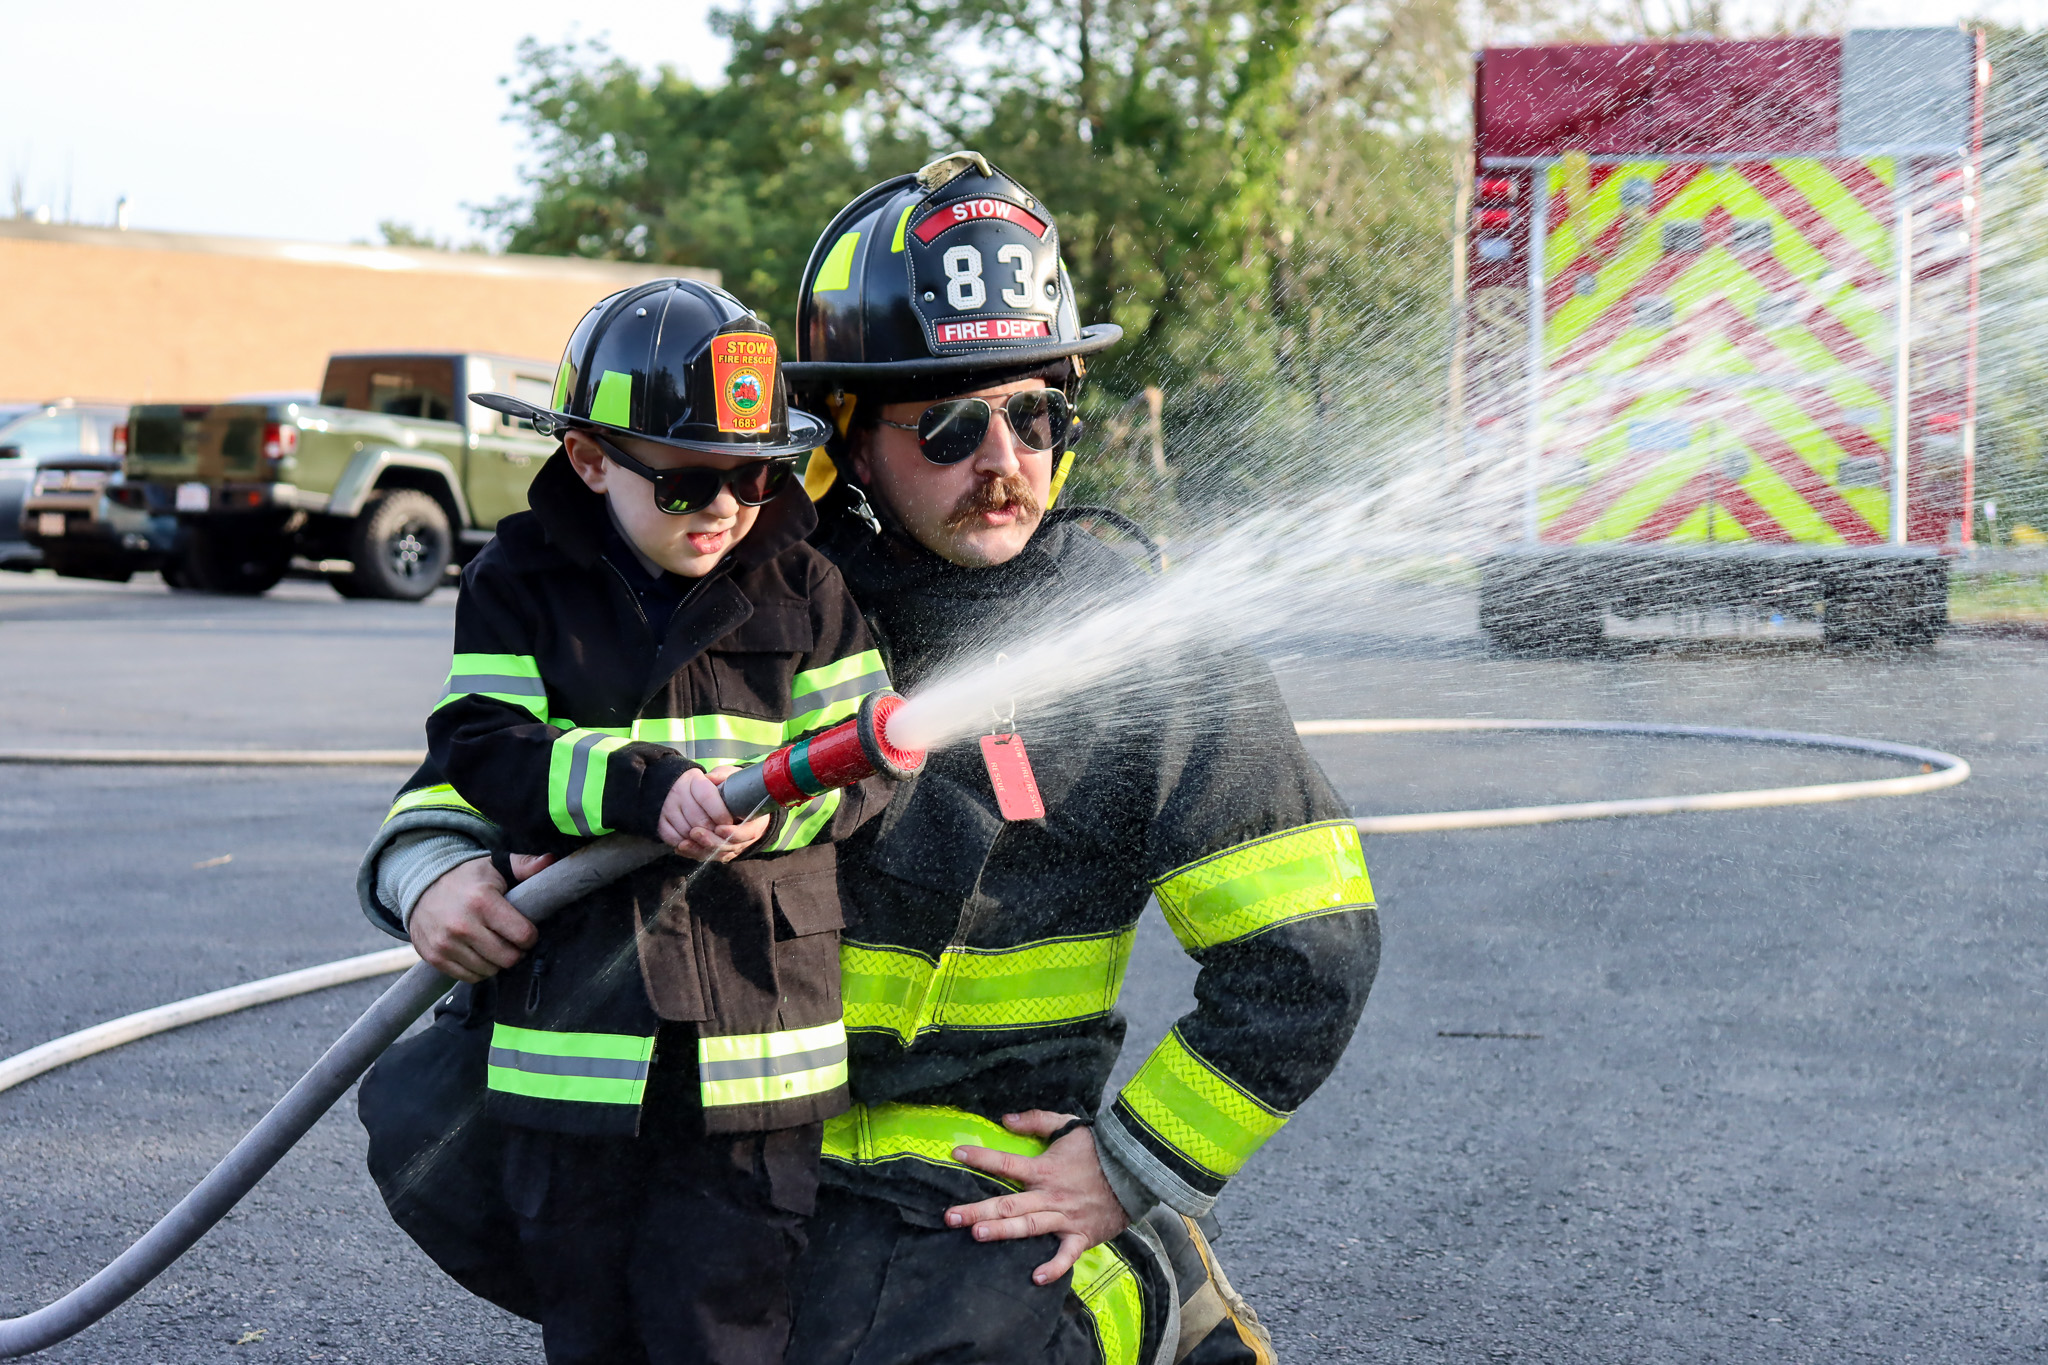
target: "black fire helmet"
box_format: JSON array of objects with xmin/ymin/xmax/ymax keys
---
[
  {"xmin": 471, "ymin": 277, "xmax": 828, "ymax": 459},
  {"xmin": 784, "ymin": 151, "xmax": 1121, "ymax": 400}
]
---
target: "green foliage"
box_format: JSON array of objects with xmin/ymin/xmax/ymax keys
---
[
  {"xmin": 484, "ymin": 2, "xmax": 1494, "ymax": 518},
  {"xmin": 1972, "ymin": 24, "xmax": 2048, "ymax": 541}
]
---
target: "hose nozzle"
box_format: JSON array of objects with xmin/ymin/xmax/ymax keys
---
[{"xmin": 718, "ymin": 690, "xmax": 924, "ymax": 816}]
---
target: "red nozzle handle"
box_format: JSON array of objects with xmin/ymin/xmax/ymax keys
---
[{"xmin": 717, "ymin": 690, "xmax": 926, "ymax": 815}]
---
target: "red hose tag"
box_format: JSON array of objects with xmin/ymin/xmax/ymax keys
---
[{"xmin": 980, "ymin": 734, "xmax": 1044, "ymax": 821}]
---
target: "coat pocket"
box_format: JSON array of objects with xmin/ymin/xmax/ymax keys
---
[
  {"xmin": 773, "ymin": 867, "xmax": 847, "ymax": 941},
  {"xmin": 769, "ymin": 868, "xmax": 846, "ymax": 1027}
]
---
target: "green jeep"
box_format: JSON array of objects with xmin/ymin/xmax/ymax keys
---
[{"xmin": 123, "ymin": 352, "xmax": 558, "ymax": 599}]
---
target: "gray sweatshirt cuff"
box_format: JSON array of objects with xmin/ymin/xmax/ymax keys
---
[
  {"xmin": 1095, "ymin": 1106, "xmax": 1219, "ymax": 1218},
  {"xmin": 1095, "ymin": 1138, "xmax": 1160, "ymax": 1224},
  {"xmin": 357, "ymin": 806, "xmax": 501, "ymax": 941},
  {"xmin": 380, "ymin": 830, "xmax": 492, "ymax": 931}
]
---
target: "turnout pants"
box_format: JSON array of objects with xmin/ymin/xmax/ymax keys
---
[
  {"xmin": 786, "ymin": 1187, "xmax": 1276, "ymax": 1365},
  {"xmin": 786, "ymin": 1185, "xmax": 1115, "ymax": 1365},
  {"xmin": 502, "ymin": 1121, "xmax": 822, "ymax": 1365}
]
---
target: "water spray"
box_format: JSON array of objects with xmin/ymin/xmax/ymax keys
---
[{"xmin": 0, "ymin": 695, "xmax": 925, "ymax": 1358}]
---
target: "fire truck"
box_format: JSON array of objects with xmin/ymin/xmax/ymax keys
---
[{"xmin": 1463, "ymin": 28, "xmax": 1986, "ymax": 651}]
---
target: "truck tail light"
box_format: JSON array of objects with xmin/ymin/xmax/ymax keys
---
[
  {"xmin": 1478, "ymin": 207, "xmax": 1515, "ymax": 229},
  {"xmin": 1478, "ymin": 177, "xmax": 1518, "ymax": 202},
  {"xmin": 112, "ymin": 424, "xmax": 128, "ymax": 457},
  {"xmin": 261, "ymin": 423, "xmax": 300, "ymax": 461}
]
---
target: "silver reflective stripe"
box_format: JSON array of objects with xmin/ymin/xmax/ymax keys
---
[
  {"xmin": 794, "ymin": 670, "xmax": 888, "ymax": 713},
  {"xmin": 487, "ymin": 1047, "xmax": 652, "ymax": 1082},
  {"xmin": 448, "ymin": 673, "xmax": 548, "ymax": 698},
  {"xmin": 564, "ymin": 730, "xmax": 608, "ymax": 837},
  {"xmin": 697, "ymin": 1039, "xmax": 849, "ymax": 1084},
  {"xmin": 672, "ymin": 738, "xmax": 779, "ymax": 763}
]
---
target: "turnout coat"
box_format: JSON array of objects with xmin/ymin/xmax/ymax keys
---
[
  {"xmin": 364, "ymin": 452, "xmax": 892, "ymax": 1137},
  {"xmin": 811, "ymin": 502, "xmax": 1381, "ymax": 1223}
]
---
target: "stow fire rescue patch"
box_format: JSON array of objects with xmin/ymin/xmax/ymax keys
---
[
  {"xmin": 907, "ymin": 194, "xmax": 1064, "ymax": 356},
  {"xmin": 711, "ymin": 333, "xmax": 776, "ymax": 434}
]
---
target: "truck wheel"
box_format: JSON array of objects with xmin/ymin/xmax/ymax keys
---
[
  {"xmin": 183, "ymin": 522, "xmax": 290, "ymax": 595},
  {"xmin": 1479, "ymin": 560, "xmax": 1603, "ymax": 656},
  {"xmin": 1823, "ymin": 563, "xmax": 1946, "ymax": 650},
  {"xmin": 343, "ymin": 490, "xmax": 451, "ymax": 601},
  {"xmin": 44, "ymin": 552, "xmax": 133, "ymax": 584}
]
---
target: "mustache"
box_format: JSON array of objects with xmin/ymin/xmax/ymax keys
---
[{"xmin": 943, "ymin": 473, "xmax": 1041, "ymax": 531}]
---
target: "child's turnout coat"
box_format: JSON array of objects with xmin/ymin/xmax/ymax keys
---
[{"xmin": 372, "ymin": 450, "xmax": 891, "ymax": 1136}]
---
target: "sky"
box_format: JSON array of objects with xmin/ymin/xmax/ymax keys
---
[
  {"xmin": 1, "ymin": 1, "xmax": 725, "ymax": 247},
  {"xmin": 2, "ymin": 1, "xmax": 2034, "ymax": 250}
]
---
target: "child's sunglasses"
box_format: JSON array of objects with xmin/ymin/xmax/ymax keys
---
[
  {"xmin": 877, "ymin": 388, "xmax": 1072, "ymax": 466},
  {"xmin": 590, "ymin": 433, "xmax": 797, "ymax": 515}
]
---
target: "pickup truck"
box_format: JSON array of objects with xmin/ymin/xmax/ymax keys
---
[{"xmin": 120, "ymin": 352, "xmax": 558, "ymax": 598}]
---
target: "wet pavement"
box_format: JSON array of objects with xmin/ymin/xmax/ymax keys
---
[{"xmin": 1, "ymin": 568, "xmax": 2042, "ymax": 1361}]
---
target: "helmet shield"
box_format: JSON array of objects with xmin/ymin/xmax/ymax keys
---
[
  {"xmin": 472, "ymin": 278, "xmax": 827, "ymax": 459},
  {"xmin": 788, "ymin": 152, "xmax": 1120, "ymax": 388}
]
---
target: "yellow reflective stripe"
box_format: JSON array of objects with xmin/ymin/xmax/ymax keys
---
[
  {"xmin": 698, "ymin": 1019, "xmax": 848, "ymax": 1108},
  {"xmin": 890, "ymin": 204, "xmax": 915, "ymax": 253},
  {"xmin": 383, "ymin": 782, "xmax": 481, "ymax": 824},
  {"xmin": 792, "ymin": 648, "xmax": 886, "ymax": 698},
  {"xmin": 822, "ymin": 1102, "xmax": 1042, "ymax": 1185},
  {"xmin": 546, "ymin": 727, "xmax": 627, "ymax": 837},
  {"xmin": 815, "ymin": 231, "xmax": 860, "ymax": 291},
  {"xmin": 485, "ymin": 1023, "xmax": 654, "ymax": 1107},
  {"xmin": 787, "ymin": 693, "xmax": 868, "ymax": 738},
  {"xmin": 1072, "ymin": 1242, "xmax": 1145, "ymax": 1365},
  {"xmin": 764, "ymin": 789, "xmax": 840, "ymax": 852},
  {"xmin": 1152, "ymin": 820, "xmax": 1373, "ymax": 952},
  {"xmin": 789, "ymin": 649, "xmax": 890, "ymax": 733},
  {"xmin": 841, "ymin": 927, "xmax": 1135, "ymax": 1042},
  {"xmin": 629, "ymin": 713, "xmax": 786, "ymax": 764},
  {"xmin": 1119, "ymin": 1028, "xmax": 1287, "ymax": 1181},
  {"xmin": 434, "ymin": 651, "xmax": 547, "ymax": 718}
]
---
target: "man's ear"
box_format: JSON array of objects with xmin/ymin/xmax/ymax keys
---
[
  {"xmin": 562, "ymin": 431, "xmax": 610, "ymax": 495},
  {"xmin": 848, "ymin": 428, "xmax": 873, "ymax": 486}
]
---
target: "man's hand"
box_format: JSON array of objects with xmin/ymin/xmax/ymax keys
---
[
  {"xmin": 658, "ymin": 766, "xmax": 771, "ymax": 860},
  {"xmin": 944, "ymin": 1111, "xmax": 1131, "ymax": 1285},
  {"xmin": 409, "ymin": 856, "xmax": 540, "ymax": 982}
]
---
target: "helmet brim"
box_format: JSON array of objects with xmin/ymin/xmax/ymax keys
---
[
  {"xmin": 469, "ymin": 392, "xmax": 829, "ymax": 459},
  {"xmin": 782, "ymin": 325, "xmax": 1122, "ymax": 387}
]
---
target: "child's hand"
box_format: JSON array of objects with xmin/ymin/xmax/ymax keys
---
[{"xmin": 658, "ymin": 766, "xmax": 771, "ymax": 861}]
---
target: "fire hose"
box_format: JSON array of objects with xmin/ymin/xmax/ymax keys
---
[
  {"xmin": 0, "ymin": 692, "xmax": 923, "ymax": 1359},
  {"xmin": 0, "ymin": 711, "xmax": 1965, "ymax": 1355}
]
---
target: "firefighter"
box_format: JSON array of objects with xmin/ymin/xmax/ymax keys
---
[
  {"xmin": 357, "ymin": 279, "xmax": 895, "ymax": 1365},
  {"xmin": 770, "ymin": 151, "xmax": 1381, "ymax": 1364},
  {"xmin": 368, "ymin": 155, "xmax": 1379, "ymax": 1364}
]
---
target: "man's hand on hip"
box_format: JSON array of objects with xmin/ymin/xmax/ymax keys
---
[
  {"xmin": 409, "ymin": 856, "xmax": 541, "ymax": 982},
  {"xmin": 946, "ymin": 1110, "xmax": 1131, "ymax": 1285}
]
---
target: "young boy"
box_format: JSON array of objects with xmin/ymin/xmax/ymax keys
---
[{"xmin": 360, "ymin": 280, "xmax": 891, "ymax": 1365}]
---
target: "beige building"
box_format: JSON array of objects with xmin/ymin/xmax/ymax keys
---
[{"xmin": 0, "ymin": 221, "xmax": 711, "ymax": 403}]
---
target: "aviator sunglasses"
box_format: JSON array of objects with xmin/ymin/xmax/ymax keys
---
[
  {"xmin": 877, "ymin": 388, "xmax": 1072, "ymax": 466},
  {"xmin": 589, "ymin": 433, "xmax": 796, "ymax": 515}
]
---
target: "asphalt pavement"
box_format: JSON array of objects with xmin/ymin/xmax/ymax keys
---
[{"xmin": 1, "ymin": 568, "xmax": 2043, "ymax": 1362}]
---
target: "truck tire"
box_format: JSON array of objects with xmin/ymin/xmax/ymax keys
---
[
  {"xmin": 183, "ymin": 522, "xmax": 290, "ymax": 595},
  {"xmin": 1479, "ymin": 559, "xmax": 1603, "ymax": 657},
  {"xmin": 339, "ymin": 490, "xmax": 451, "ymax": 601},
  {"xmin": 1823, "ymin": 562, "xmax": 1946, "ymax": 650},
  {"xmin": 43, "ymin": 552, "xmax": 133, "ymax": 584}
]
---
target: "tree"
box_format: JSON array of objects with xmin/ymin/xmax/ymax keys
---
[{"xmin": 485, "ymin": 1, "xmax": 1494, "ymax": 513}]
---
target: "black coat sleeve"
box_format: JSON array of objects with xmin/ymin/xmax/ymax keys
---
[
  {"xmin": 1094, "ymin": 641, "xmax": 1381, "ymax": 1215},
  {"xmin": 426, "ymin": 553, "xmax": 693, "ymax": 854}
]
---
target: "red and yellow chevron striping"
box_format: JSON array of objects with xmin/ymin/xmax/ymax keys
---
[{"xmin": 1535, "ymin": 156, "xmax": 1899, "ymax": 548}]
